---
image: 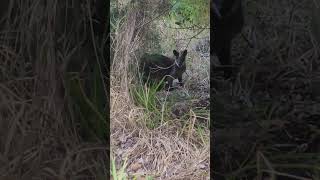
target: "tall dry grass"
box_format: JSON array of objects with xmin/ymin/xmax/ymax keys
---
[
  {"xmin": 212, "ymin": 0, "xmax": 320, "ymax": 179},
  {"xmin": 0, "ymin": 0, "xmax": 108, "ymax": 179},
  {"xmin": 110, "ymin": 1, "xmax": 210, "ymax": 179},
  {"xmin": 110, "ymin": 1, "xmax": 142, "ymax": 129}
]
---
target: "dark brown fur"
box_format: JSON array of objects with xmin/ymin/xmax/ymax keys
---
[{"xmin": 140, "ymin": 50, "xmax": 188, "ymax": 90}]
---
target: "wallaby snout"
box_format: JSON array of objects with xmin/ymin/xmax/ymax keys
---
[{"xmin": 140, "ymin": 49, "xmax": 188, "ymax": 90}]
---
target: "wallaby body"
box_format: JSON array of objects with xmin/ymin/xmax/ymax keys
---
[
  {"xmin": 140, "ymin": 50, "xmax": 187, "ymax": 90},
  {"xmin": 211, "ymin": 0, "xmax": 244, "ymax": 78}
]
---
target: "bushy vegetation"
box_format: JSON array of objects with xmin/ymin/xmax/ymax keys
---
[
  {"xmin": 212, "ymin": 0, "xmax": 320, "ymax": 179},
  {"xmin": 168, "ymin": 0, "xmax": 209, "ymax": 27},
  {"xmin": 0, "ymin": 0, "xmax": 108, "ymax": 179},
  {"xmin": 110, "ymin": 0, "xmax": 209, "ymax": 179}
]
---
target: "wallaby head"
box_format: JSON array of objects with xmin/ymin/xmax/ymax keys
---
[
  {"xmin": 140, "ymin": 49, "xmax": 188, "ymax": 91},
  {"xmin": 172, "ymin": 49, "xmax": 187, "ymax": 76}
]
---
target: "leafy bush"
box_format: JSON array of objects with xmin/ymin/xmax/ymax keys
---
[{"xmin": 168, "ymin": 0, "xmax": 209, "ymax": 27}]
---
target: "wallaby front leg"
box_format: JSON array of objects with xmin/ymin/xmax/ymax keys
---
[
  {"xmin": 166, "ymin": 78, "xmax": 174, "ymax": 91},
  {"xmin": 178, "ymin": 75, "xmax": 184, "ymax": 86}
]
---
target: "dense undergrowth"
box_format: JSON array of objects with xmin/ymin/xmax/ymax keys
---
[
  {"xmin": 110, "ymin": 0, "xmax": 210, "ymax": 179},
  {"xmin": 212, "ymin": 0, "xmax": 320, "ymax": 179},
  {"xmin": 0, "ymin": 0, "xmax": 108, "ymax": 179}
]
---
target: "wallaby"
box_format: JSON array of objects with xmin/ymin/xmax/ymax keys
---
[
  {"xmin": 211, "ymin": 0, "xmax": 244, "ymax": 78},
  {"xmin": 140, "ymin": 50, "xmax": 188, "ymax": 90}
]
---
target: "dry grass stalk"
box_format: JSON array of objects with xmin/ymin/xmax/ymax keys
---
[
  {"xmin": 110, "ymin": 1, "xmax": 210, "ymax": 179},
  {"xmin": 1, "ymin": 0, "xmax": 108, "ymax": 179}
]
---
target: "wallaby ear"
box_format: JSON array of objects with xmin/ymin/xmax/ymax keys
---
[
  {"xmin": 182, "ymin": 49, "xmax": 188, "ymax": 56},
  {"xmin": 178, "ymin": 50, "xmax": 187, "ymax": 64},
  {"xmin": 173, "ymin": 50, "xmax": 179, "ymax": 57}
]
